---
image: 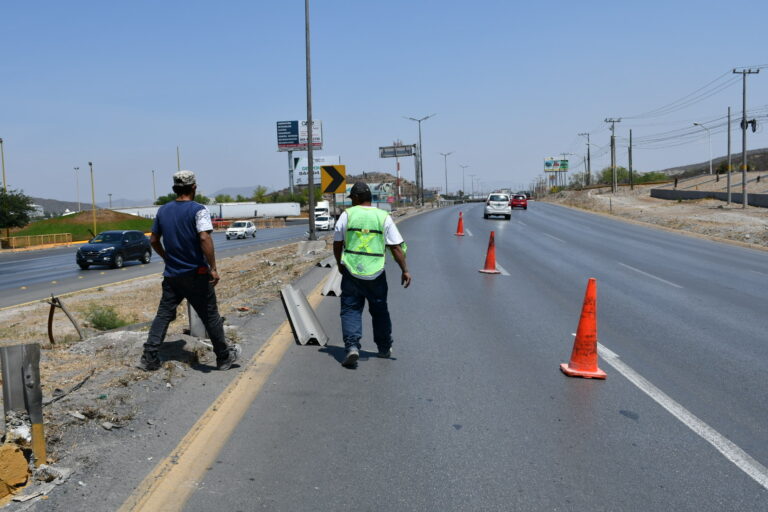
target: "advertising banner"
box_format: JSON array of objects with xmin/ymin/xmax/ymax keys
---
[
  {"xmin": 295, "ymin": 155, "xmax": 340, "ymax": 185},
  {"xmin": 277, "ymin": 120, "xmax": 323, "ymax": 151}
]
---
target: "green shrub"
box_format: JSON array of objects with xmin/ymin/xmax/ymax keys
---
[{"xmin": 84, "ymin": 304, "xmax": 129, "ymax": 331}]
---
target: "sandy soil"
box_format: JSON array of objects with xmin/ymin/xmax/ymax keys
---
[{"xmin": 544, "ymin": 184, "xmax": 768, "ymax": 249}]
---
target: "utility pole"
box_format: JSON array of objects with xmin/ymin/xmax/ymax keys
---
[
  {"xmin": 176, "ymin": 146, "xmax": 181, "ymax": 172},
  {"xmin": 108, "ymin": 193, "xmax": 112, "ymax": 209},
  {"xmin": 578, "ymin": 133, "xmax": 591, "ymax": 186},
  {"xmin": 305, "ymin": 0, "xmax": 316, "ymax": 239},
  {"xmin": 628, "ymin": 129, "xmax": 634, "ymax": 191},
  {"xmin": 74, "ymin": 167, "xmax": 81, "ymax": 212},
  {"xmin": 733, "ymin": 68, "xmax": 759, "ymax": 209},
  {"xmin": 605, "ymin": 118, "xmax": 621, "ymax": 193},
  {"xmin": 727, "ymin": 107, "xmax": 732, "ymax": 206},
  {"xmin": 405, "ymin": 114, "xmax": 436, "ymax": 205},
  {"xmin": 469, "ymin": 174, "xmax": 476, "ymax": 199},
  {"xmin": 440, "ymin": 151, "xmax": 453, "ymax": 198}
]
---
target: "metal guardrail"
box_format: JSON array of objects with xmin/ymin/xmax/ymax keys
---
[
  {"xmin": 1, "ymin": 233, "xmax": 72, "ymax": 249},
  {"xmin": 321, "ymin": 270, "xmax": 342, "ymax": 297},
  {"xmin": 280, "ymin": 284, "xmax": 328, "ymax": 346}
]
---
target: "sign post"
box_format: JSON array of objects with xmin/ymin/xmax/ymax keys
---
[{"xmin": 380, "ymin": 144, "xmax": 416, "ymax": 206}]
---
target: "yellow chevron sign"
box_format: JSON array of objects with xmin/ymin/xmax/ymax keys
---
[{"xmin": 321, "ymin": 165, "xmax": 346, "ymax": 194}]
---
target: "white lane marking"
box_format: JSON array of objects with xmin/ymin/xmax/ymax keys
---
[
  {"xmin": 495, "ymin": 263, "xmax": 510, "ymax": 276},
  {"xmin": 597, "ymin": 342, "xmax": 768, "ymax": 490},
  {"xmin": 517, "ymin": 221, "xmax": 527, "ymax": 226},
  {"xmin": 464, "ymin": 229, "xmax": 473, "ymax": 237},
  {"xmin": 543, "ymin": 233, "xmax": 566, "ymax": 243},
  {"xmin": 750, "ymin": 269, "xmax": 768, "ymax": 277},
  {"xmin": 618, "ymin": 262, "xmax": 683, "ymax": 289}
]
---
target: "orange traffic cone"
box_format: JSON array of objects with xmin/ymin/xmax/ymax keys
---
[
  {"xmin": 560, "ymin": 278, "xmax": 607, "ymax": 379},
  {"xmin": 478, "ymin": 231, "xmax": 501, "ymax": 274},
  {"xmin": 455, "ymin": 212, "xmax": 465, "ymax": 236}
]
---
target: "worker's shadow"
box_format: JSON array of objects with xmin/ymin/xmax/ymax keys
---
[
  {"xmin": 318, "ymin": 345, "xmax": 394, "ymax": 369},
  {"xmin": 156, "ymin": 339, "xmax": 237, "ymax": 373}
]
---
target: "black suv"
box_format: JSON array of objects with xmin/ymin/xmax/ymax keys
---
[{"xmin": 76, "ymin": 230, "xmax": 152, "ymax": 269}]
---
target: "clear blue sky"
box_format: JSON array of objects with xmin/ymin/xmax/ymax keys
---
[{"xmin": 2, "ymin": 0, "xmax": 767, "ymax": 203}]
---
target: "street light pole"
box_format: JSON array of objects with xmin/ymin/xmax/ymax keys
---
[
  {"xmin": 693, "ymin": 122, "xmax": 712, "ymax": 175},
  {"xmin": 405, "ymin": 114, "xmax": 436, "ymax": 205},
  {"xmin": 74, "ymin": 167, "xmax": 81, "ymax": 212},
  {"xmin": 108, "ymin": 193, "xmax": 112, "ymax": 209},
  {"xmin": 151, "ymin": 170, "xmax": 157, "ymax": 204},
  {"xmin": 305, "ymin": 0, "xmax": 316, "ymax": 240},
  {"xmin": 88, "ymin": 162, "xmax": 97, "ymax": 237},
  {"xmin": 439, "ymin": 151, "xmax": 453, "ymax": 198},
  {"xmin": 1, "ymin": 138, "xmax": 8, "ymax": 239},
  {"xmin": 460, "ymin": 165, "xmax": 469, "ymax": 198},
  {"xmin": 469, "ymin": 174, "xmax": 477, "ymax": 199}
]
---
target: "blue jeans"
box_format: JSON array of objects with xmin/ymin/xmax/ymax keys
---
[
  {"xmin": 340, "ymin": 269, "xmax": 392, "ymax": 352},
  {"xmin": 144, "ymin": 273, "xmax": 229, "ymax": 361}
]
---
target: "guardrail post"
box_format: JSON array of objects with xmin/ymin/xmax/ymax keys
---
[{"xmin": 0, "ymin": 343, "xmax": 46, "ymax": 466}]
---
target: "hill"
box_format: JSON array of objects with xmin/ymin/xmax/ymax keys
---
[{"xmin": 657, "ymin": 147, "xmax": 768, "ymax": 177}]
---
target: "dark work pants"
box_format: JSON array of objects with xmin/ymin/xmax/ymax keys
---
[
  {"xmin": 144, "ymin": 273, "xmax": 229, "ymax": 360},
  {"xmin": 339, "ymin": 269, "xmax": 393, "ymax": 352}
]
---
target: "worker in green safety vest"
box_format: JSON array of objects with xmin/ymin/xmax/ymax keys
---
[{"xmin": 333, "ymin": 182, "xmax": 411, "ymax": 368}]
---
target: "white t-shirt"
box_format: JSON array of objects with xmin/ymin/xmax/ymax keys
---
[{"xmin": 334, "ymin": 206, "xmax": 404, "ymax": 279}]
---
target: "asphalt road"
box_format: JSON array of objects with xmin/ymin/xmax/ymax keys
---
[
  {"xmin": 0, "ymin": 222, "xmax": 311, "ymax": 309},
  {"xmin": 178, "ymin": 202, "xmax": 768, "ymax": 511}
]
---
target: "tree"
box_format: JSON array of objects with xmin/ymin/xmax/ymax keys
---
[
  {"xmin": 214, "ymin": 194, "xmax": 234, "ymax": 203},
  {"xmin": 252, "ymin": 185, "xmax": 268, "ymax": 203},
  {"xmin": 194, "ymin": 194, "xmax": 210, "ymax": 205},
  {"xmin": 155, "ymin": 193, "xmax": 177, "ymax": 205},
  {"xmin": 0, "ymin": 189, "xmax": 36, "ymax": 230}
]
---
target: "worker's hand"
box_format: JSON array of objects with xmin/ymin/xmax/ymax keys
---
[
  {"xmin": 401, "ymin": 271, "xmax": 412, "ymax": 288},
  {"xmin": 209, "ymin": 269, "xmax": 221, "ymax": 287}
]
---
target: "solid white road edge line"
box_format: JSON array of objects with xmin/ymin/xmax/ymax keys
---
[
  {"xmin": 618, "ymin": 262, "xmax": 683, "ymax": 289},
  {"xmin": 495, "ymin": 263, "xmax": 510, "ymax": 276},
  {"xmin": 597, "ymin": 342, "xmax": 768, "ymax": 490},
  {"xmin": 464, "ymin": 228, "xmax": 473, "ymax": 237}
]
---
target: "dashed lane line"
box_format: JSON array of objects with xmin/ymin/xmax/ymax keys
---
[
  {"xmin": 542, "ymin": 233, "xmax": 566, "ymax": 243},
  {"xmin": 598, "ymin": 342, "xmax": 768, "ymax": 490},
  {"xmin": 618, "ymin": 262, "xmax": 683, "ymax": 289},
  {"xmin": 464, "ymin": 229, "xmax": 473, "ymax": 237}
]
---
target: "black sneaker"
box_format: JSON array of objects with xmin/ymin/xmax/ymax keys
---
[
  {"xmin": 341, "ymin": 348, "xmax": 359, "ymax": 368},
  {"xmin": 136, "ymin": 354, "xmax": 161, "ymax": 372},
  {"xmin": 217, "ymin": 344, "xmax": 242, "ymax": 371},
  {"xmin": 377, "ymin": 347, "xmax": 392, "ymax": 358}
]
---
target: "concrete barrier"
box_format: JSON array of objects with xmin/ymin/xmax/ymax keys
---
[{"xmin": 650, "ymin": 189, "xmax": 768, "ymax": 208}]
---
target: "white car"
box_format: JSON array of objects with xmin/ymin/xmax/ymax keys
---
[
  {"xmin": 483, "ymin": 193, "xmax": 512, "ymax": 220},
  {"xmin": 225, "ymin": 221, "xmax": 256, "ymax": 239},
  {"xmin": 315, "ymin": 215, "xmax": 334, "ymax": 231}
]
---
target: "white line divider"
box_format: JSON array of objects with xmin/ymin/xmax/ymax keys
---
[
  {"xmin": 543, "ymin": 233, "xmax": 566, "ymax": 243},
  {"xmin": 464, "ymin": 229, "xmax": 473, "ymax": 237},
  {"xmin": 597, "ymin": 342, "xmax": 768, "ymax": 490},
  {"xmin": 618, "ymin": 262, "xmax": 683, "ymax": 289},
  {"xmin": 495, "ymin": 263, "xmax": 510, "ymax": 276}
]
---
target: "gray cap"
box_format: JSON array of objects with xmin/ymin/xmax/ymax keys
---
[{"xmin": 173, "ymin": 170, "xmax": 196, "ymax": 186}]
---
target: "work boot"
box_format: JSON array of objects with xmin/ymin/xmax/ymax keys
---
[
  {"xmin": 136, "ymin": 353, "xmax": 161, "ymax": 372},
  {"xmin": 217, "ymin": 344, "xmax": 242, "ymax": 371}
]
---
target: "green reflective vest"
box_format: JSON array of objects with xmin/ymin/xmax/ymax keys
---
[{"xmin": 342, "ymin": 206, "xmax": 390, "ymax": 278}]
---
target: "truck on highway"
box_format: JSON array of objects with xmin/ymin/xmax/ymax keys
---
[
  {"xmin": 314, "ymin": 200, "xmax": 330, "ymax": 219},
  {"xmin": 207, "ymin": 202, "xmax": 300, "ymax": 220}
]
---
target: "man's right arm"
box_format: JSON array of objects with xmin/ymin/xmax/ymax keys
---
[{"xmin": 150, "ymin": 233, "xmax": 165, "ymax": 260}]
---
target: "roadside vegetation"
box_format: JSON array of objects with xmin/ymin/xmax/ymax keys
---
[{"xmin": 12, "ymin": 210, "xmax": 153, "ymax": 241}]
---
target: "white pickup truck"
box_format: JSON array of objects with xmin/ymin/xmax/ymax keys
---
[{"xmin": 225, "ymin": 221, "xmax": 256, "ymax": 239}]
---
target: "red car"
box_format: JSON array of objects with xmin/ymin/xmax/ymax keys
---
[{"xmin": 511, "ymin": 194, "xmax": 528, "ymax": 209}]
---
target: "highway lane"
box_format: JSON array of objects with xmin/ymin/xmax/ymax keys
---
[
  {"xmin": 185, "ymin": 203, "xmax": 767, "ymax": 510},
  {"xmin": 0, "ymin": 222, "xmax": 310, "ymax": 309}
]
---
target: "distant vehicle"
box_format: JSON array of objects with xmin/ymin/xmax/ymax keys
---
[
  {"xmin": 314, "ymin": 200, "xmax": 330, "ymax": 219},
  {"xmin": 207, "ymin": 202, "xmax": 300, "ymax": 220},
  {"xmin": 315, "ymin": 215, "xmax": 334, "ymax": 231},
  {"xmin": 76, "ymin": 230, "xmax": 151, "ymax": 269},
  {"xmin": 511, "ymin": 194, "xmax": 528, "ymax": 210},
  {"xmin": 226, "ymin": 221, "xmax": 257, "ymax": 239},
  {"xmin": 483, "ymin": 193, "xmax": 512, "ymax": 220}
]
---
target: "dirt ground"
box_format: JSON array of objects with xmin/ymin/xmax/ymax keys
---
[
  {"xmin": 544, "ymin": 184, "xmax": 768, "ymax": 249},
  {"xmin": 0, "ymin": 237, "xmax": 333, "ymax": 471}
]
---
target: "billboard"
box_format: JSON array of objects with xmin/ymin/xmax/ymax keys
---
[
  {"xmin": 544, "ymin": 158, "xmax": 569, "ymax": 172},
  {"xmin": 277, "ymin": 120, "xmax": 323, "ymax": 151},
  {"xmin": 295, "ymin": 155, "xmax": 340, "ymax": 185},
  {"xmin": 379, "ymin": 144, "xmax": 416, "ymax": 158}
]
